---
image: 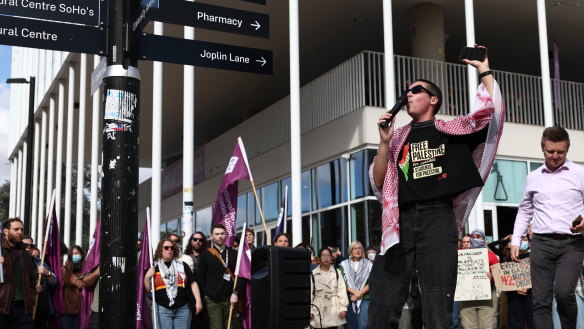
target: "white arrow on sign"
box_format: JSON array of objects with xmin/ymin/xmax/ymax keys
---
[
  {"xmin": 256, "ymin": 57, "xmax": 267, "ymax": 67},
  {"xmin": 251, "ymin": 21, "xmax": 261, "ymax": 31}
]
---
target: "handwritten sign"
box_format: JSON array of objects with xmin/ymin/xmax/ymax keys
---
[
  {"xmin": 454, "ymin": 249, "xmax": 492, "ymax": 301},
  {"xmin": 491, "ymin": 258, "xmax": 531, "ymax": 291}
]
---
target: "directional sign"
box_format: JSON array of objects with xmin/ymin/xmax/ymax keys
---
[
  {"xmin": 0, "ymin": 0, "xmax": 102, "ymax": 26},
  {"xmin": 134, "ymin": 2, "xmax": 269, "ymax": 38},
  {"xmin": 91, "ymin": 56, "xmax": 107, "ymax": 95},
  {"xmin": 0, "ymin": 15, "xmax": 106, "ymax": 54},
  {"xmin": 139, "ymin": 33, "xmax": 272, "ymax": 75},
  {"xmin": 133, "ymin": 0, "xmax": 159, "ymax": 32}
]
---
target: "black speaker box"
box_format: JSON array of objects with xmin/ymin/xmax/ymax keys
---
[{"xmin": 251, "ymin": 246, "xmax": 311, "ymax": 329}]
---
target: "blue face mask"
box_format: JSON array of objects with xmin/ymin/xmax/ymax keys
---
[
  {"xmin": 470, "ymin": 238, "xmax": 486, "ymax": 248},
  {"xmin": 72, "ymin": 254, "xmax": 82, "ymax": 263},
  {"xmin": 519, "ymin": 241, "xmax": 529, "ymax": 251}
]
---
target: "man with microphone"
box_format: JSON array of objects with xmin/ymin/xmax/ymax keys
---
[{"xmin": 368, "ymin": 45, "xmax": 504, "ymax": 328}]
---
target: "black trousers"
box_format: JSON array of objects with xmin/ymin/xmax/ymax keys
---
[
  {"xmin": 0, "ymin": 303, "xmax": 34, "ymax": 329},
  {"xmin": 368, "ymin": 200, "xmax": 458, "ymax": 329},
  {"xmin": 530, "ymin": 234, "xmax": 584, "ymax": 329},
  {"xmin": 507, "ymin": 291, "xmax": 534, "ymax": 329}
]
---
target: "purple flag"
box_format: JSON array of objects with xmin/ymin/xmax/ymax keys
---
[
  {"xmin": 234, "ymin": 229, "xmax": 252, "ymax": 329},
  {"xmin": 553, "ymin": 40, "xmax": 562, "ymax": 111},
  {"xmin": 78, "ymin": 219, "xmax": 101, "ymax": 329},
  {"xmin": 274, "ymin": 185, "xmax": 288, "ymax": 239},
  {"xmin": 136, "ymin": 218, "xmax": 152, "ymax": 329},
  {"xmin": 43, "ymin": 203, "xmax": 63, "ymax": 329},
  {"xmin": 212, "ymin": 137, "xmax": 252, "ymax": 247}
]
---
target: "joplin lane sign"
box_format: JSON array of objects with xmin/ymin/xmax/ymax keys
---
[
  {"xmin": 0, "ymin": 0, "xmax": 103, "ymax": 26},
  {"xmin": 139, "ymin": 33, "xmax": 272, "ymax": 75},
  {"xmin": 0, "ymin": 15, "xmax": 106, "ymax": 54},
  {"xmin": 134, "ymin": 1, "xmax": 268, "ymax": 39}
]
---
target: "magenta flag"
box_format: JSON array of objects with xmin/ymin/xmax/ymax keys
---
[
  {"xmin": 78, "ymin": 219, "xmax": 101, "ymax": 329},
  {"xmin": 136, "ymin": 218, "xmax": 152, "ymax": 329},
  {"xmin": 43, "ymin": 203, "xmax": 63, "ymax": 329},
  {"xmin": 211, "ymin": 137, "xmax": 252, "ymax": 247},
  {"xmin": 241, "ymin": 239, "xmax": 252, "ymax": 329}
]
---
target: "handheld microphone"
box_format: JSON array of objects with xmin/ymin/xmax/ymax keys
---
[{"xmin": 380, "ymin": 96, "xmax": 407, "ymax": 128}]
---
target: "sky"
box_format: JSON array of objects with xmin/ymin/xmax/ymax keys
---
[{"xmin": 0, "ymin": 45, "xmax": 12, "ymax": 184}]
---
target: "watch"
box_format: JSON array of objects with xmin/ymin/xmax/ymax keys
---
[{"xmin": 479, "ymin": 70, "xmax": 493, "ymax": 79}]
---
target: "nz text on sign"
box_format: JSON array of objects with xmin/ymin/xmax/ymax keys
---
[
  {"xmin": 0, "ymin": 15, "xmax": 105, "ymax": 54},
  {"xmin": 134, "ymin": 1, "xmax": 269, "ymax": 38},
  {"xmin": 139, "ymin": 33, "xmax": 272, "ymax": 75},
  {"xmin": 0, "ymin": 0, "xmax": 102, "ymax": 26}
]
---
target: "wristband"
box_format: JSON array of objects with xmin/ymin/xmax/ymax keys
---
[{"xmin": 479, "ymin": 70, "xmax": 493, "ymax": 79}]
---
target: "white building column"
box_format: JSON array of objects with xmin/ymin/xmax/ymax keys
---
[
  {"xmin": 464, "ymin": 0, "xmax": 478, "ymax": 107},
  {"xmin": 20, "ymin": 143, "xmax": 27, "ymax": 220},
  {"xmin": 537, "ymin": 0, "xmax": 554, "ymax": 127},
  {"xmin": 289, "ymin": 0, "xmax": 302, "ymax": 246},
  {"xmin": 37, "ymin": 109, "xmax": 47, "ymax": 241},
  {"xmin": 76, "ymin": 54, "xmax": 88, "ymax": 246},
  {"xmin": 55, "ymin": 81, "xmax": 66, "ymax": 221},
  {"xmin": 383, "ymin": 0, "xmax": 396, "ymax": 108},
  {"xmin": 464, "ymin": 0, "xmax": 484, "ymax": 230},
  {"xmin": 152, "ymin": 22, "xmax": 164, "ymax": 247},
  {"xmin": 9, "ymin": 159, "xmax": 16, "ymax": 218},
  {"xmin": 182, "ymin": 20, "xmax": 195, "ymax": 248},
  {"xmin": 16, "ymin": 149, "xmax": 22, "ymax": 217},
  {"xmin": 31, "ymin": 121, "xmax": 40, "ymax": 242},
  {"xmin": 45, "ymin": 97, "xmax": 56, "ymax": 215},
  {"xmin": 64, "ymin": 64, "xmax": 76, "ymax": 247},
  {"xmin": 89, "ymin": 55, "xmax": 101, "ymax": 236}
]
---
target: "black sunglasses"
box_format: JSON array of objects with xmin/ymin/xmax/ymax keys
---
[
  {"xmin": 163, "ymin": 245, "xmax": 174, "ymax": 250},
  {"xmin": 408, "ymin": 84, "xmax": 435, "ymax": 97},
  {"xmin": 191, "ymin": 238, "xmax": 204, "ymax": 242}
]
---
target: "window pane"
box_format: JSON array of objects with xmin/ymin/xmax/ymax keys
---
[
  {"xmin": 237, "ymin": 194, "xmax": 247, "ymax": 230},
  {"xmin": 255, "ymin": 189, "xmax": 263, "ymax": 225},
  {"xmin": 195, "ymin": 206, "xmax": 212, "ymax": 237},
  {"xmin": 366, "ymin": 149, "xmax": 376, "ymax": 196},
  {"xmin": 351, "ymin": 151, "xmax": 365, "ymax": 199},
  {"xmin": 166, "ymin": 219, "xmax": 178, "ymax": 238},
  {"xmin": 281, "ymin": 177, "xmax": 292, "ymax": 217},
  {"xmin": 320, "ymin": 208, "xmax": 348, "ymax": 255},
  {"xmin": 351, "ymin": 202, "xmax": 367, "ymax": 246},
  {"xmin": 529, "ymin": 161, "xmax": 543, "ymax": 172},
  {"xmin": 159, "ymin": 223, "xmax": 166, "ymax": 241},
  {"xmin": 247, "ymin": 192, "xmax": 255, "ymax": 228},
  {"xmin": 340, "ymin": 158, "xmax": 348, "ymax": 203},
  {"xmin": 483, "ymin": 159, "xmax": 528, "ymax": 204},
  {"xmin": 315, "ymin": 160, "xmax": 343, "ymax": 209},
  {"xmin": 262, "ymin": 183, "xmax": 280, "ymax": 222},
  {"xmin": 367, "ymin": 200, "xmax": 382, "ymax": 248},
  {"xmin": 302, "ymin": 170, "xmax": 311, "ymax": 212}
]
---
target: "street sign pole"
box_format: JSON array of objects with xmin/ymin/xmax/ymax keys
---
[
  {"xmin": 23, "ymin": 77, "xmax": 35, "ymax": 235},
  {"xmin": 99, "ymin": 0, "xmax": 140, "ymax": 327}
]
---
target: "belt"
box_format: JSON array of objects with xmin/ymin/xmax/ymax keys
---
[{"xmin": 534, "ymin": 233, "xmax": 582, "ymax": 240}]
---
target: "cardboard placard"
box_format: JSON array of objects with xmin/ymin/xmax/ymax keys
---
[
  {"xmin": 454, "ymin": 249, "xmax": 492, "ymax": 301},
  {"xmin": 491, "ymin": 257, "xmax": 532, "ymax": 291}
]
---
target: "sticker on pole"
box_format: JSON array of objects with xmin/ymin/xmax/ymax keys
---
[{"xmin": 104, "ymin": 89, "xmax": 137, "ymax": 123}]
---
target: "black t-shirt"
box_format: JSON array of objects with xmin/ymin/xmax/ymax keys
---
[
  {"xmin": 153, "ymin": 261, "xmax": 195, "ymax": 309},
  {"xmin": 397, "ymin": 120, "xmax": 486, "ymax": 206}
]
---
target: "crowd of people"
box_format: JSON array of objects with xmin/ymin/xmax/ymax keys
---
[{"xmin": 2, "ymin": 44, "xmax": 584, "ymax": 329}]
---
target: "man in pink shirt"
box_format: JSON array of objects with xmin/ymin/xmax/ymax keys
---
[{"xmin": 511, "ymin": 126, "xmax": 584, "ymax": 329}]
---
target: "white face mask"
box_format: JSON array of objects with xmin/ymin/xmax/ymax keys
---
[{"xmin": 367, "ymin": 252, "xmax": 376, "ymax": 260}]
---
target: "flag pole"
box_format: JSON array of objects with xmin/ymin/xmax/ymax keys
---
[
  {"xmin": 283, "ymin": 185, "xmax": 288, "ymax": 233},
  {"xmin": 250, "ymin": 182, "xmax": 271, "ymax": 245},
  {"xmin": 33, "ymin": 189, "xmax": 56, "ymax": 319},
  {"xmin": 146, "ymin": 207, "xmax": 158, "ymax": 329},
  {"xmin": 227, "ymin": 223, "xmax": 248, "ymax": 329},
  {"xmin": 237, "ymin": 137, "xmax": 271, "ymax": 245}
]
